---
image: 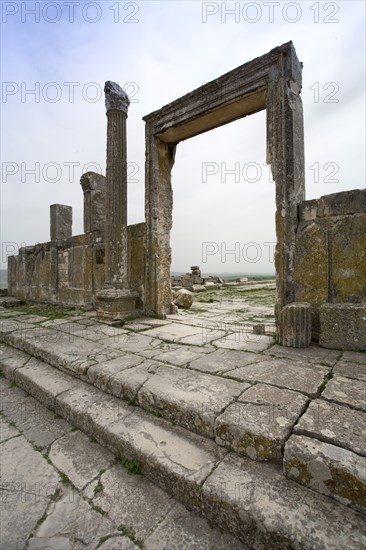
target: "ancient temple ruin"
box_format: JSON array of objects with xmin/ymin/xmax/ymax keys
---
[{"xmin": 7, "ymin": 42, "xmax": 366, "ymax": 349}]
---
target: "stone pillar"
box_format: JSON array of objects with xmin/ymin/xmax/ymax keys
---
[
  {"xmin": 80, "ymin": 172, "xmax": 106, "ymax": 233},
  {"xmin": 50, "ymin": 204, "xmax": 72, "ymax": 241},
  {"xmin": 95, "ymin": 81, "xmax": 138, "ymax": 321},
  {"xmin": 280, "ymin": 302, "xmax": 311, "ymax": 347}
]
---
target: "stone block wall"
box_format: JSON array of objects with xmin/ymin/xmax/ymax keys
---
[{"xmin": 294, "ymin": 189, "xmax": 366, "ymax": 339}]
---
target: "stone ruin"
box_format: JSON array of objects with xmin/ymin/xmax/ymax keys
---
[
  {"xmin": 7, "ymin": 42, "xmax": 366, "ymax": 350},
  {"xmin": 171, "ymin": 266, "xmax": 225, "ymax": 292}
]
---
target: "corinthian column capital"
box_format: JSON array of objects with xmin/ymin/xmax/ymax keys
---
[{"xmin": 104, "ymin": 81, "xmax": 130, "ymax": 114}]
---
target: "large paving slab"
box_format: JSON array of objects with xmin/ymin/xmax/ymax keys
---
[
  {"xmin": 202, "ymin": 453, "xmax": 366, "ymax": 549},
  {"xmin": 0, "ymin": 385, "xmax": 72, "ymax": 448},
  {"xmin": 88, "ymin": 360, "xmax": 161, "ymax": 402},
  {"xmin": 5, "ymin": 326, "xmax": 123, "ymax": 375},
  {"xmin": 264, "ymin": 343, "xmax": 340, "ymax": 366},
  {"xmin": 341, "ymin": 351, "xmax": 366, "ymax": 365},
  {"xmin": 213, "ymin": 332, "xmax": 273, "ymax": 352},
  {"xmin": 322, "ymin": 376, "xmax": 366, "ymax": 411},
  {"xmin": 188, "ymin": 348, "xmax": 264, "ymax": 375},
  {"xmin": 49, "ymin": 430, "xmax": 115, "ymax": 490},
  {"xmin": 333, "ymin": 361, "xmax": 366, "ymax": 382},
  {"xmin": 0, "ymin": 416, "xmax": 20, "ymax": 443},
  {"xmin": 138, "ymin": 365, "xmax": 249, "ymax": 437},
  {"xmin": 284, "ymin": 434, "xmax": 366, "ymax": 513},
  {"xmin": 227, "ymin": 358, "xmax": 328, "ymax": 396},
  {"xmin": 99, "ymin": 331, "xmax": 161, "ymax": 354},
  {"xmin": 215, "ymin": 384, "xmax": 308, "ymax": 463},
  {"xmin": 28, "ymin": 487, "xmax": 114, "ymax": 550},
  {"xmin": 141, "ymin": 322, "xmax": 226, "ymax": 344},
  {"xmin": 86, "ymin": 354, "xmax": 145, "ymax": 389},
  {"xmin": 154, "ymin": 344, "xmax": 208, "ymax": 366},
  {"xmin": 294, "ymin": 399, "xmax": 366, "ymax": 457}
]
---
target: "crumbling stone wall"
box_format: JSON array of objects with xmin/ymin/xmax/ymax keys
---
[{"xmin": 294, "ymin": 189, "xmax": 366, "ymax": 340}]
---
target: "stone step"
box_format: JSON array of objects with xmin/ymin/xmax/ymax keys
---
[
  {"xmin": 0, "ymin": 342, "xmax": 365, "ymax": 549},
  {"xmin": 1, "ymin": 317, "xmax": 366, "ymax": 515}
]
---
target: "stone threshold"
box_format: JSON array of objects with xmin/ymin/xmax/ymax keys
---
[{"xmin": 0, "ymin": 344, "xmax": 365, "ymax": 549}]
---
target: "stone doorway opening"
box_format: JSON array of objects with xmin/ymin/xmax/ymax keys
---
[{"xmin": 170, "ymin": 111, "xmax": 276, "ymax": 330}]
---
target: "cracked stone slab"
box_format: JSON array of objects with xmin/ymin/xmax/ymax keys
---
[
  {"xmin": 294, "ymin": 399, "xmax": 366, "ymax": 457},
  {"xmin": 227, "ymin": 358, "xmax": 328, "ymax": 396},
  {"xmin": 45, "ymin": 321, "xmax": 130, "ymax": 342},
  {"xmin": 16, "ymin": 314, "xmax": 50, "ymax": 324},
  {"xmin": 264, "ymin": 344, "xmax": 339, "ymax": 367},
  {"xmin": 1, "ymin": 489, "xmax": 55, "ymax": 550},
  {"xmin": 138, "ymin": 365, "xmax": 248, "ymax": 437},
  {"xmin": 86, "ymin": 354, "xmax": 145, "ymax": 391},
  {"xmin": 91, "ymin": 462, "xmax": 174, "ymax": 540},
  {"xmin": 29, "ymin": 487, "xmax": 114, "ymax": 550},
  {"xmin": 98, "ymin": 537, "xmax": 139, "ymax": 550},
  {"xmin": 334, "ymin": 361, "xmax": 366, "ymax": 382},
  {"xmin": 188, "ymin": 349, "xmax": 264, "ymax": 375},
  {"xmin": 341, "ymin": 351, "xmax": 366, "ymax": 365},
  {"xmin": 55, "ymin": 382, "xmax": 133, "ymax": 444},
  {"xmin": 0, "ymin": 416, "xmax": 21, "ymax": 442},
  {"xmin": 144, "ymin": 500, "xmax": 248, "ymax": 550},
  {"xmin": 0, "ymin": 386, "xmax": 72, "ymax": 448},
  {"xmin": 322, "ymin": 376, "xmax": 366, "ymax": 411},
  {"xmin": 105, "ymin": 407, "xmax": 226, "ymax": 512},
  {"xmin": 202, "ymin": 453, "xmax": 366, "ymax": 549},
  {"xmin": 49, "ymin": 430, "xmax": 115, "ymax": 490},
  {"xmin": 0, "ymin": 434, "xmax": 60, "ymax": 494},
  {"xmin": 213, "ymin": 333, "xmax": 273, "ymax": 352},
  {"xmin": 99, "ymin": 331, "xmax": 162, "ymax": 354},
  {"xmin": 156, "ymin": 345, "xmax": 208, "ymax": 366},
  {"xmin": 284, "ymin": 434, "xmax": 366, "ymax": 513},
  {"xmin": 0, "ymin": 344, "xmax": 31, "ymax": 380},
  {"xmin": 5, "ymin": 326, "xmax": 123, "ymax": 375},
  {"xmin": 215, "ymin": 384, "xmax": 308, "ymax": 463},
  {"xmin": 0, "ymin": 318, "xmax": 34, "ymax": 339},
  {"xmin": 13, "ymin": 357, "xmax": 76, "ymax": 411},
  {"xmin": 89, "ymin": 360, "xmax": 161, "ymax": 402},
  {"xmin": 141, "ymin": 322, "xmax": 209, "ymax": 343}
]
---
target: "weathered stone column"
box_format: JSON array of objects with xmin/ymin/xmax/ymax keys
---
[
  {"xmin": 96, "ymin": 81, "xmax": 138, "ymax": 320},
  {"xmin": 279, "ymin": 302, "xmax": 312, "ymax": 347}
]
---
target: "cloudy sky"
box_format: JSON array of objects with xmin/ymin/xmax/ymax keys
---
[{"xmin": 1, "ymin": 0, "xmax": 365, "ymax": 275}]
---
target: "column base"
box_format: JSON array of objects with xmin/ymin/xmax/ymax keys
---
[{"xmin": 95, "ymin": 288, "xmax": 139, "ymax": 321}]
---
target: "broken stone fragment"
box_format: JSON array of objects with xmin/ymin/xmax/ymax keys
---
[{"xmin": 173, "ymin": 289, "xmax": 193, "ymax": 309}]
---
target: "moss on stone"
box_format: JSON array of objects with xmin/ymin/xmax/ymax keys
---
[
  {"xmin": 325, "ymin": 466, "xmax": 366, "ymax": 508},
  {"xmin": 285, "ymin": 457, "xmax": 312, "ymax": 484}
]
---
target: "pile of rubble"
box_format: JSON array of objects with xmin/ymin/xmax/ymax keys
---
[{"xmin": 171, "ymin": 266, "xmax": 224, "ymax": 292}]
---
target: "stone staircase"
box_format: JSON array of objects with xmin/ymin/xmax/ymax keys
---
[{"xmin": 0, "ymin": 312, "xmax": 365, "ymax": 549}]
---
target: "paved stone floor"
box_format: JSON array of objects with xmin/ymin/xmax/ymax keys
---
[{"xmin": 0, "ymin": 288, "xmax": 365, "ymax": 548}]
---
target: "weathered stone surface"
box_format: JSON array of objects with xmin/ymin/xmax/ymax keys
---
[
  {"xmin": 91, "ymin": 462, "xmax": 174, "ymax": 539},
  {"xmin": 50, "ymin": 203, "xmax": 72, "ymax": 241},
  {"xmin": 342, "ymin": 351, "xmax": 366, "ymax": 365},
  {"xmin": 49, "ymin": 430, "xmax": 115, "ymax": 490},
  {"xmin": 284, "ymin": 434, "xmax": 366, "ymax": 512},
  {"xmin": 138, "ymin": 365, "xmax": 248, "ymax": 437},
  {"xmin": 228, "ymin": 358, "xmax": 328, "ymax": 397},
  {"xmin": 30, "ymin": 487, "xmax": 114, "ymax": 550},
  {"xmin": 188, "ymin": 349, "xmax": 263, "ymax": 375},
  {"xmin": 155, "ymin": 345, "xmax": 205, "ymax": 366},
  {"xmin": 322, "ymin": 376, "xmax": 366, "ymax": 411},
  {"xmin": 213, "ymin": 333, "xmax": 273, "ymax": 352},
  {"xmin": 320, "ymin": 303, "xmax": 366, "ymax": 350},
  {"xmin": 318, "ymin": 189, "xmax": 366, "ymax": 217},
  {"xmin": 0, "ymin": 434, "xmax": 60, "ymax": 494},
  {"xmin": 55, "ymin": 382, "xmax": 133, "ymax": 443},
  {"xmin": 215, "ymin": 384, "xmax": 308, "ymax": 463},
  {"xmin": 0, "ymin": 416, "xmax": 20, "ymax": 442},
  {"xmin": 86, "ymin": 354, "xmax": 145, "ymax": 392},
  {"xmin": 80, "ymin": 171, "xmax": 106, "ymax": 233},
  {"xmin": 0, "ymin": 343, "xmax": 30, "ymax": 380},
  {"xmin": 202, "ymin": 453, "xmax": 366, "ymax": 549},
  {"xmin": 98, "ymin": 537, "xmax": 139, "ymax": 550},
  {"xmin": 173, "ymin": 288, "xmax": 193, "ymax": 309},
  {"xmin": 334, "ymin": 361, "xmax": 366, "ymax": 382},
  {"xmin": 0, "ymin": 385, "xmax": 71, "ymax": 448},
  {"xmin": 294, "ymin": 399, "xmax": 366, "ymax": 456},
  {"xmin": 264, "ymin": 343, "xmax": 339, "ymax": 366},
  {"xmin": 14, "ymin": 357, "xmax": 76, "ymax": 411},
  {"xmin": 280, "ymin": 302, "xmax": 311, "ymax": 347},
  {"xmin": 105, "ymin": 407, "xmax": 225, "ymax": 511},
  {"xmin": 144, "ymin": 501, "xmax": 247, "ymax": 550}
]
